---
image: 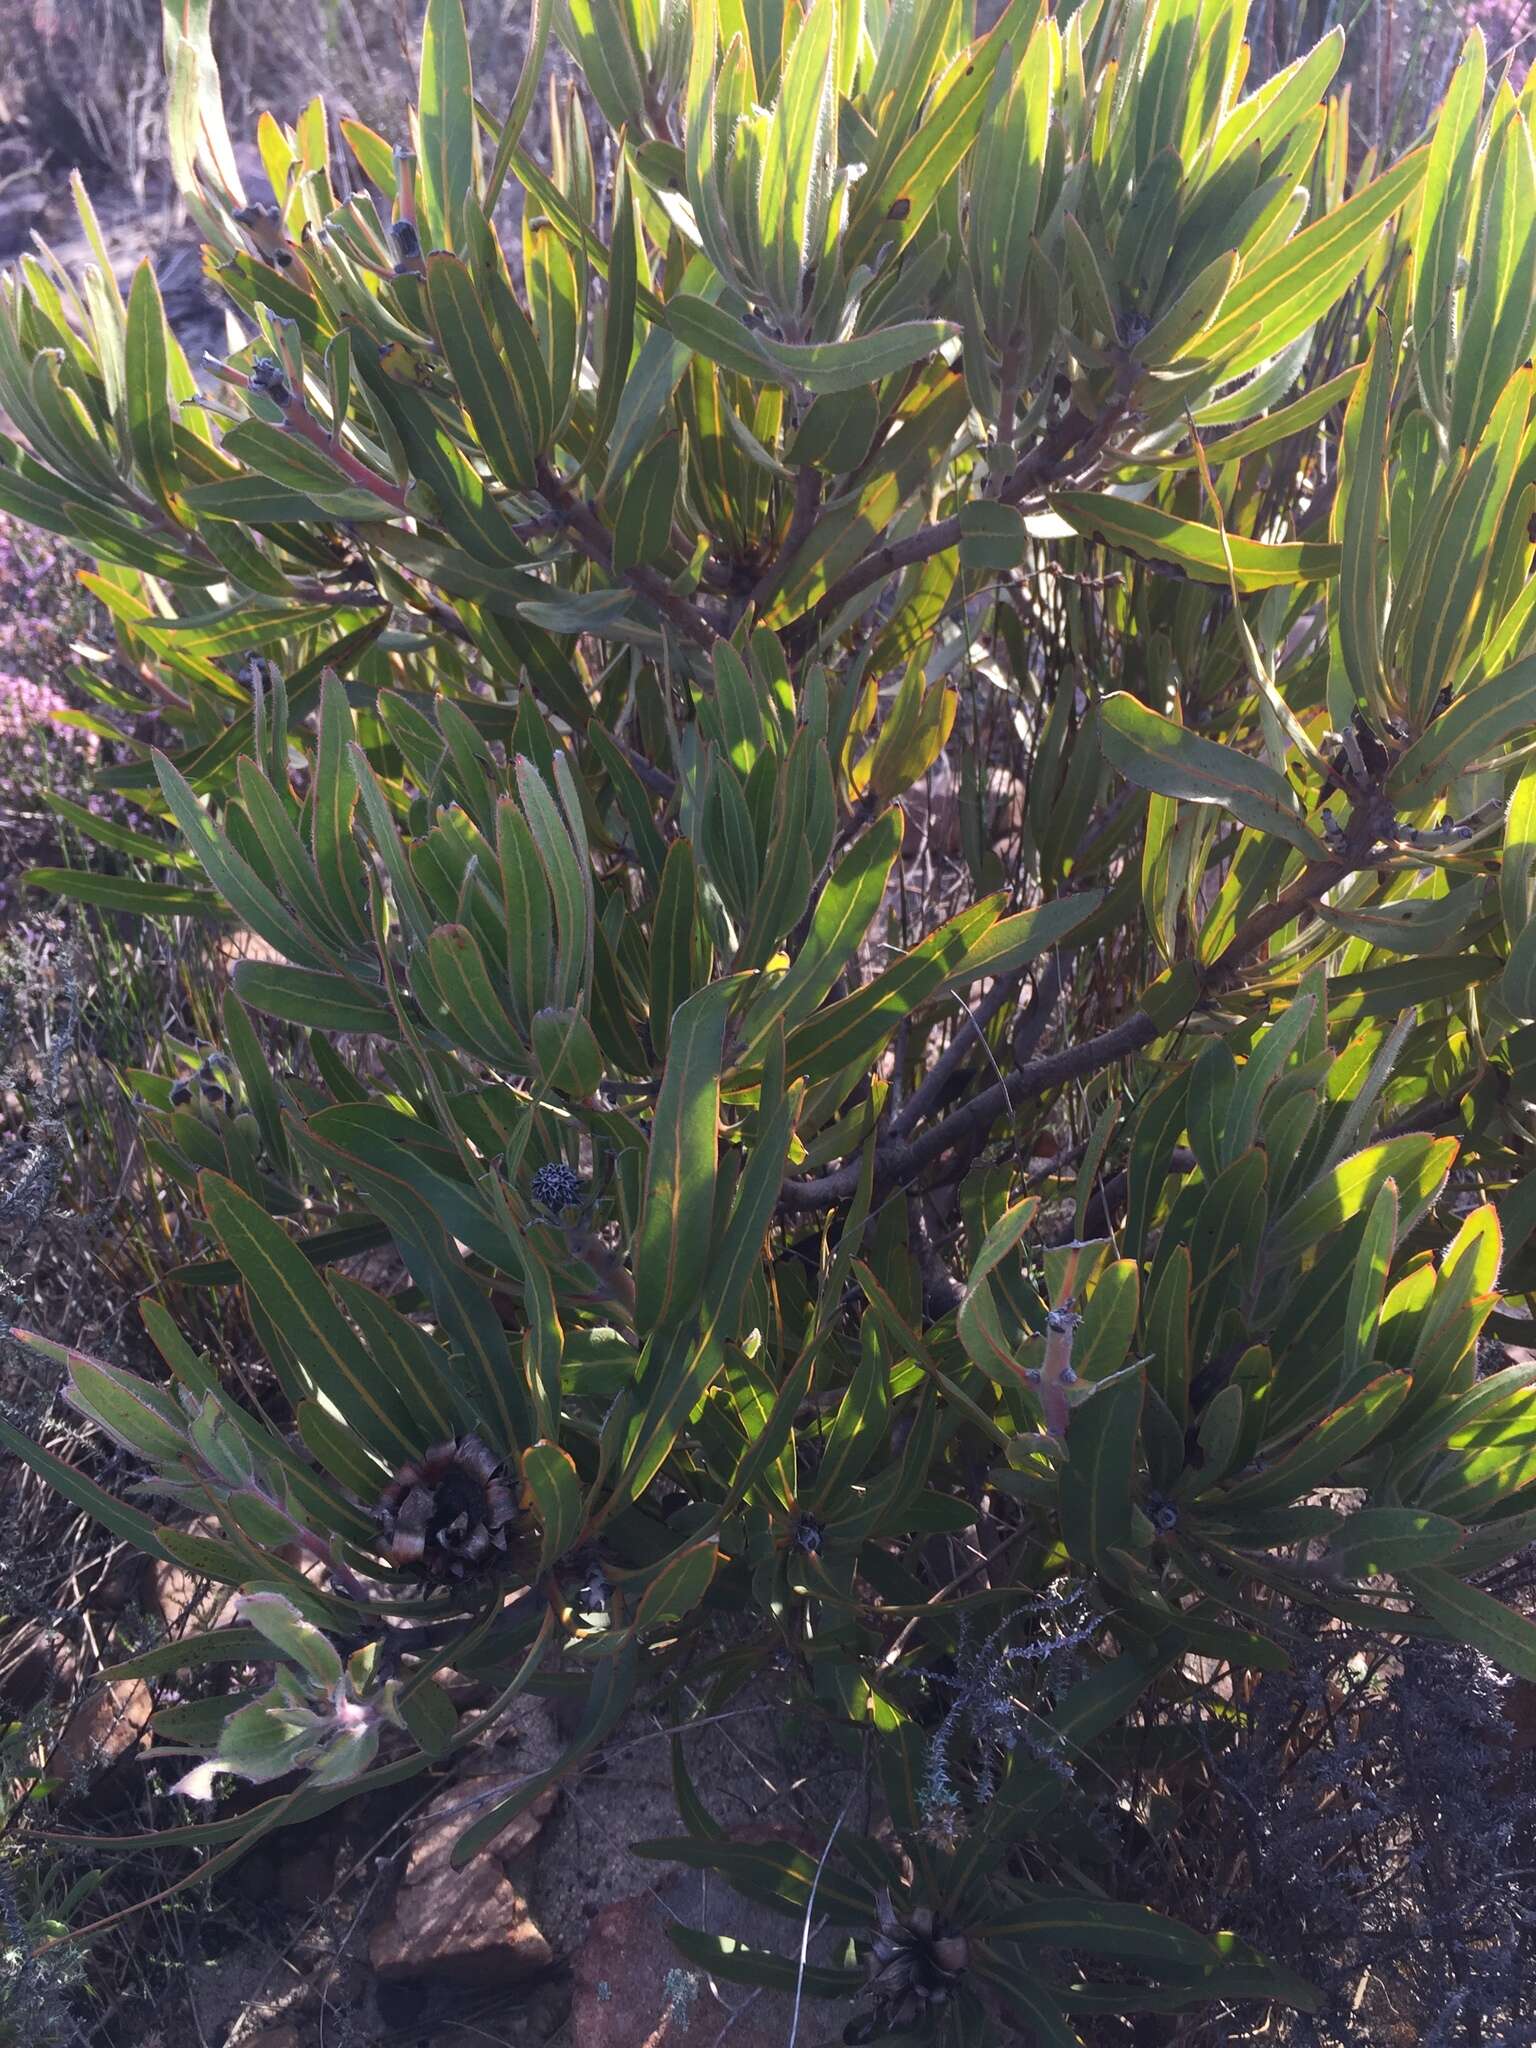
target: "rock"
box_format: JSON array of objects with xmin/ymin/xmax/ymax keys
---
[
  {"xmin": 369, "ymin": 1758, "xmax": 556, "ymax": 1987},
  {"xmin": 369, "ymin": 1850, "xmax": 551, "ymax": 1988},
  {"xmin": 53, "ymin": 1677, "xmax": 153, "ymax": 1781},
  {"xmin": 403, "ymin": 1777, "xmax": 556, "ymax": 1889},
  {"xmin": 570, "ymin": 1831, "xmax": 855, "ymax": 2048}
]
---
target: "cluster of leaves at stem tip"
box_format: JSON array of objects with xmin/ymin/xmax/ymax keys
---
[{"xmin": 6, "ymin": 0, "xmax": 1536, "ymax": 2036}]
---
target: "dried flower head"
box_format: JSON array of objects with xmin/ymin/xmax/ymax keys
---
[
  {"xmin": 248, "ymin": 355, "xmax": 293, "ymax": 406},
  {"xmin": 374, "ymin": 1434, "xmax": 518, "ymax": 1583},
  {"xmin": 531, "ymin": 1161, "xmax": 586, "ymax": 1215},
  {"xmin": 846, "ymin": 1892, "xmax": 969, "ymax": 2041}
]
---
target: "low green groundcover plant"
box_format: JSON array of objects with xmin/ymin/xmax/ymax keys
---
[{"xmin": 5, "ymin": 0, "xmax": 1536, "ymax": 2036}]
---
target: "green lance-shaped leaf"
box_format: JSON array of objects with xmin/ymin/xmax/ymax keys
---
[
  {"xmin": 515, "ymin": 754, "xmax": 590, "ymax": 1013},
  {"xmin": 1194, "ymin": 145, "xmax": 1428, "ymax": 380},
  {"xmin": 758, "ymin": 0, "xmax": 838, "ymax": 319},
  {"xmin": 811, "ymin": 1319, "xmax": 893, "ymax": 1508},
  {"xmin": 1269, "ymin": 1134, "xmax": 1458, "ymax": 1266},
  {"xmin": 1342, "ymin": 1178, "xmax": 1398, "ymax": 1384},
  {"xmin": 312, "ymin": 673, "xmax": 371, "ymax": 948},
  {"xmin": 1052, "ymin": 492, "xmax": 1341, "ymax": 591},
  {"xmin": 231, "ymin": 962, "xmax": 397, "ymax": 1036},
  {"xmin": 39, "ymin": 793, "xmax": 195, "ymax": 869},
  {"xmin": 1413, "ymin": 1382, "xmax": 1536, "ymax": 1524},
  {"xmin": 200, "ymin": 1171, "xmax": 426, "ymax": 1465},
  {"xmin": 329, "ymin": 1275, "xmax": 467, "ymax": 1441},
  {"xmin": 1057, "ymin": 1366, "xmax": 1145, "ymax": 1574},
  {"xmin": 633, "ymin": 1535, "xmax": 721, "ymax": 1632},
  {"xmin": 969, "ymin": 16, "xmax": 1057, "ymax": 345},
  {"xmin": 239, "ymin": 1591, "xmax": 343, "ymax": 1691},
  {"xmin": 665, "ymin": 294, "xmax": 958, "ymax": 396},
  {"xmin": 66, "ymin": 1355, "xmax": 191, "ymax": 1466},
  {"xmin": 1336, "ymin": 316, "xmax": 1395, "ymax": 721},
  {"xmin": 1218, "ymin": 1373, "xmax": 1410, "ymax": 1512},
  {"xmin": 398, "ymin": 1677, "xmax": 458, "ymax": 1761},
  {"xmin": 611, "ymin": 432, "xmax": 680, "ymax": 571},
  {"xmin": 958, "ymin": 500, "xmax": 1028, "ymax": 570},
  {"xmin": 699, "ymin": 768, "xmax": 754, "ymax": 925},
  {"xmin": 1136, "ymin": 250, "xmax": 1240, "ymax": 369},
  {"xmin": 426, "ymin": 923, "xmax": 526, "ymax": 1063},
  {"xmin": 425, "ymin": 252, "xmax": 538, "ymax": 487},
  {"xmin": 937, "ymin": 890, "xmax": 1106, "ymax": 998},
  {"xmin": 664, "ymin": 1926, "xmax": 862, "ymax": 1999},
  {"xmin": 1317, "ymin": 883, "xmax": 1482, "ymax": 958},
  {"xmin": 635, "ymin": 977, "xmax": 741, "ymax": 1337},
  {"xmin": 1505, "ymin": 914, "xmax": 1536, "ymax": 1023},
  {"xmin": 1062, "ymin": 211, "xmax": 1120, "ymax": 350},
  {"xmin": 1388, "ymin": 651, "xmax": 1536, "ymax": 802},
  {"xmin": 610, "ymin": 1329, "xmax": 730, "ymax": 1519},
  {"xmin": 532, "ymin": 1006, "xmax": 604, "ymax": 1097},
  {"xmin": 860, "ymin": 661, "xmax": 957, "ymax": 801},
  {"xmin": 1404, "ymin": 1567, "xmax": 1536, "ymax": 1678},
  {"xmin": 125, "ymin": 260, "xmax": 182, "ymax": 517},
  {"xmin": 522, "ymin": 214, "xmax": 583, "ymax": 432},
  {"xmin": 740, "ymin": 805, "xmax": 901, "ymax": 1058},
  {"xmin": 649, "ymin": 838, "xmax": 700, "ymax": 1061},
  {"xmin": 418, "ymin": 0, "xmax": 478, "ymax": 252},
  {"xmin": 1099, "ymin": 694, "xmax": 1323, "ymax": 858},
  {"xmin": 558, "ymin": 0, "xmax": 649, "ymax": 133},
  {"xmin": 521, "ymin": 1440, "xmax": 584, "ymax": 1574},
  {"xmin": 681, "ymin": 0, "xmax": 733, "ymax": 286},
  {"xmin": 1138, "ymin": 367, "xmax": 1364, "ymax": 471},
  {"xmin": 235, "ymin": 759, "xmax": 354, "ymax": 956},
  {"xmin": 1144, "ymin": 1244, "xmax": 1191, "ymax": 1430},
  {"xmin": 1223, "ymin": 997, "xmax": 1316, "ymax": 1169},
  {"xmin": 1326, "ymin": 1508, "xmax": 1463, "ymax": 1577},
  {"xmin": 214, "ymin": 422, "xmax": 383, "ymax": 519},
  {"xmin": 1413, "ymin": 29, "xmax": 1485, "ymax": 431},
  {"xmin": 1206, "ymin": 26, "xmax": 1343, "ymax": 172},
  {"xmin": 1401, "ymin": 368, "xmax": 1531, "ymax": 732},
  {"xmin": 711, "ymin": 640, "xmax": 765, "ymax": 775},
  {"xmin": 701, "ymin": 1091, "xmax": 798, "ymax": 1344},
  {"xmin": 496, "ymin": 797, "xmax": 554, "ymax": 1035},
  {"xmin": 845, "ymin": 0, "xmax": 1039, "ymax": 271},
  {"xmin": 154, "ymin": 751, "xmax": 338, "ymax": 972},
  {"xmin": 781, "ymin": 898, "xmax": 997, "ymax": 1087},
  {"xmin": 1449, "ymin": 98, "xmax": 1536, "ymax": 455},
  {"xmin": 1074, "ymin": 1261, "xmax": 1140, "ymax": 1383},
  {"xmin": 1502, "ymin": 757, "xmax": 1536, "ymax": 945},
  {"xmin": 590, "ymin": 155, "xmax": 638, "ymax": 472},
  {"xmin": 978, "ymin": 1888, "xmax": 1223, "ymax": 1968},
  {"xmin": 24, "ymin": 870, "xmax": 226, "ymax": 919}
]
